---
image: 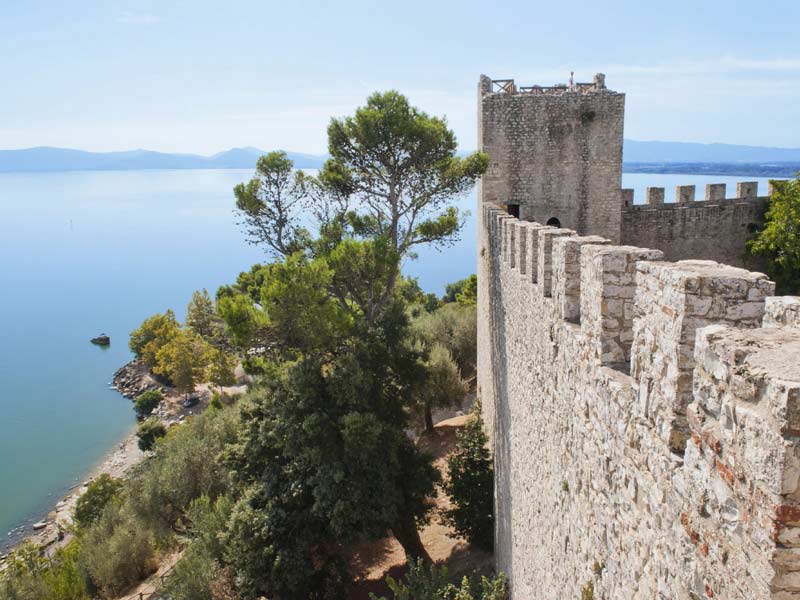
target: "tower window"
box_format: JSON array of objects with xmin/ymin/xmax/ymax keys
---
[
  {"xmin": 547, "ymin": 217, "xmax": 561, "ymax": 228},
  {"xmin": 507, "ymin": 204, "xmax": 520, "ymax": 218}
]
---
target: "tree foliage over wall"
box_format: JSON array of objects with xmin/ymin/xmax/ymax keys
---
[{"xmin": 748, "ymin": 174, "xmax": 800, "ymax": 293}]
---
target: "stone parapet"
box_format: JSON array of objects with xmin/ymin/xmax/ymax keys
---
[{"xmin": 478, "ymin": 203, "xmax": 800, "ymax": 598}]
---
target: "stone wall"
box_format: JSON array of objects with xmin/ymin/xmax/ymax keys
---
[
  {"xmin": 478, "ymin": 204, "xmax": 800, "ymax": 599},
  {"xmin": 620, "ymin": 182, "xmax": 769, "ymax": 266},
  {"xmin": 478, "ymin": 75, "xmax": 625, "ymax": 242}
]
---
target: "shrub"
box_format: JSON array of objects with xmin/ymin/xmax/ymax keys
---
[
  {"xmin": 371, "ymin": 559, "xmax": 507, "ymax": 600},
  {"xmin": 0, "ymin": 542, "xmax": 88, "ymax": 600},
  {"xmin": 127, "ymin": 406, "xmax": 240, "ymax": 534},
  {"xmin": 441, "ymin": 402, "xmax": 494, "ymax": 552},
  {"xmin": 133, "ymin": 389, "xmax": 162, "ymax": 420},
  {"xmin": 78, "ymin": 500, "xmax": 158, "ymax": 598},
  {"xmin": 415, "ymin": 344, "xmax": 467, "ymax": 431},
  {"xmin": 413, "ymin": 303, "xmax": 477, "ymax": 378},
  {"xmin": 73, "ymin": 474, "xmax": 124, "ymax": 529},
  {"xmin": 136, "ymin": 417, "xmax": 166, "ymax": 452},
  {"xmin": 162, "ymin": 495, "xmax": 236, "ymax": 600}
]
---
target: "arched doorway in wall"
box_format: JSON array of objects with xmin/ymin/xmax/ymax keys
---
[{"xmin": 546, "ymin": 217, "xmax": 561, "ymax": 228}]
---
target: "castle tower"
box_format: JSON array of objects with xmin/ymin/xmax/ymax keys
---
[{"xmin": 478, "ymin": 74, "xmax": 625, "ymax": 242}]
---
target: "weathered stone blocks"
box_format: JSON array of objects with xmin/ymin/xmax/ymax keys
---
[
  {"xmin": 645, "ymin": 187, "xmax": 665, "ymax": 205},
  {"xmin": 631, "ymin": 260, "xmax": 774, "ymax": 453},
  {"xmin": 581, "ymin": 245, "xmax": 663, "ymax": 367},
  {"xmin": 766, "ymin": 296, "xmax": 800, "ymax": 328},
  {"xmin": 537, "ymin": 228, "xmax": 576, "ymax": 297},
  {"xmin": 706, "ymin": 183, "xmax": 727, "ymax": 201},
  {"xmin": 688, "ymin": 325, "xmax": 800, "ymax": 598},
  {"xmin": 552, "ymin": 235, "xmax": 610, "ymax": 323}
]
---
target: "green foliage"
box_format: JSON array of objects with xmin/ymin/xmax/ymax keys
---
[
  {"xmin": 443, "ymin": 278, "xmax": 468, "ymax": 303},
  {"xmin": 78, "ymin": 500, "xmax": 158, "ymax": 598},
  {"xmin": 218, "ymin": 252, "xmax": 355, "ymax": 362},
  {"xmin": 73, "ymin": 474, "xmax": 123, "ymax": 529},
  {"xmin": 442, "ymin": 403, "xmax": 494, "ymax": 552},
  {"xmin": 0, "ymin": 542, "xmax": 88, "ymax": 600},
  {"xmin": 210, "ymin": 391, "xmax": 224, "ymax": 410},
  {"xmin": 748, "ymin": 174, "xmax": 800, "ymax": 293},
  {"xmin": 127, "ymin": 406, "xmax": 240, "ymax": 534},
  {"xmin": 414, "ymin": 344, "xmax": 467, "ymax": 431},
  {"xmin": 208, "ymin": 347, "xmax": 237, "ymax": 391},
  {"xmin": 233, "ymin": 151, "xmax": 311, "ymax": 257},
  {"xmin": 413, "ymin": 303, "xmax": 477, "ymax": 378},
  {"xmin": 371, "ymin": 559, "xmax": 507, "ymax": 600},
  {"xmin": 186, "ymin": 288, "xmax": 224, "ymax": 342},
  {"xmin": 322, "ymin": 91, "xmax": 487, "ymax": 257},
  {"xmin": 136, "ymin": 417, "xmax": 166, "ymax": 452},
  {"xmin": 223, "ymin": 312, "xmax": 439, "ymax": 597},
  {"xmin": 80, "ymin": 407, "xmax": 239, "ymax": 596},
  {"xmin": 456, "ymin": 275, "xmax": 477, "ymax": 306},
  {"xmin": 133, "ymin": 389, "xmax": 162, "ymax": 420},
  {"xmin": 128, "ymin": 310, "xmax": 179, "ymax": 368},
  {"xmin": 163, "ymin": 495, "xmax": 234, "ymax": 600},
  {"xmin": 154, "ymin": 329, "xmax": 211, "ymax": 395}
]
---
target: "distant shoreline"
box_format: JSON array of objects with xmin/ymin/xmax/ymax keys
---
[
  {"xmin": 0, "ymin": 163, "xmax": 795, "ymax": 177},
  {"xmin": 624, "ymin": 162, "xmax": 798, "ymax": 178}
]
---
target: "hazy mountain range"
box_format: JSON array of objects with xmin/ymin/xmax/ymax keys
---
[
  {"xmin": 0, "ymin": 146, "xmax": 326, "ymax": 172},
  {"xmin": 1, "ymin": 141, "xmax": 799, "ymax": 174}
]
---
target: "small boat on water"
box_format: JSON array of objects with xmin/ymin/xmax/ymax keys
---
[{"xmin": 91, "ymin": 334, "xmax": 110, "ymax": 346}]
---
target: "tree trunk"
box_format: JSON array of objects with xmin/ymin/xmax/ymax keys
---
[
  {"xmin": 424, "ymin": 403, "xmax": 434, "ymax": 432},
  {"xmin": 393, "ymin": 515, "xmax": 431, "ymax": 564}
]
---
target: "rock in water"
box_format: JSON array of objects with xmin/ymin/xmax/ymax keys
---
[{"xmin": 90, "ymin": 334, "xmax": 110, "ymax": 346}]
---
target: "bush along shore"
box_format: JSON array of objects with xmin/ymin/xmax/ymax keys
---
[{"xmin": 0, "ymin": 352, "xmax": 243, "ymax": 561}]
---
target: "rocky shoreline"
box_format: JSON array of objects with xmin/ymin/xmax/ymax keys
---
[
  {"xmin": 1, "ymin": 359, "xmax": 247, "ymax": 564},
  {"xmin": 112, "ymin": 358, "xmax": 162, "ymax": 399},
  {"xmin": 1, "ymin": 360, "xmax": 153, "ymax": 562}
]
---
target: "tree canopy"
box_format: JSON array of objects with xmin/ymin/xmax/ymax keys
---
[
  {"xmin": 322, "ymin": 91, "xmax": 488, "ymax": 257},
  {"xmin": 748, "ymin": 174, "xmax": 800, "ymax": 293}
]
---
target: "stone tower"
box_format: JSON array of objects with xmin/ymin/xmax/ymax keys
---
[{"xmin": 478, "ymin": 74, "xmax": 625, "ymax": 242}]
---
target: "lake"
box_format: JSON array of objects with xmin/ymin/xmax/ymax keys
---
[{"xmin": 0, "ymin": 169, "xmax": 778, "ymax": 547}]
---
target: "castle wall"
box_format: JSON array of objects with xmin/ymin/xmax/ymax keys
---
[
  {"xmin": 478, "ymin": 75, "xmax": 625, "ymax": 242},
  {"xmin": 620, "ymin": 182, "xmax": 768, "ymax": 266},
  {"xmin": 478, "ymin": 204, "xmax": 800, "ymax": 599}
]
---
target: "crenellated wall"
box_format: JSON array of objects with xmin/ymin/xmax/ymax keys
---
[
  {"xmin": 478, "ymin": 74, "xmax": 780, "ymax": 270},
  {"xmin": 620, "ymin": 182, "xmax": 770, "ymax": 265},
  {"xmin": 478, "ymin": 203, "xmax": 800, "ymax": 599}
]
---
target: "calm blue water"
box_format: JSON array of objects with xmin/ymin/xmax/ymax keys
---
[{"xmin": 0, "ymin": 169, "xmax": 777, "ymax": 546}]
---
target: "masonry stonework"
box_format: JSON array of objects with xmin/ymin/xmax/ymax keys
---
[
  {"xmin": 479, "ymin": 205, "xmax": 800, "ymax": 599},
  {"xmin": 476, "ymin": 73, "xmax": 800, "ymax": 598}
]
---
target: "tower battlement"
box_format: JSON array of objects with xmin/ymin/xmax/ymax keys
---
[
  {"xmin": 478, "ymin": 73, "xmax": 625, "ymax": 242},
  {"xmin": 479, "ymin": 73, "xmax": 611, "ymax": 96}
]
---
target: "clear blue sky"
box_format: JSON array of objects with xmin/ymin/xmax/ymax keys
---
[{"xmin": 2, "ymin": 0, "xmax": 799, "ymax": 154}]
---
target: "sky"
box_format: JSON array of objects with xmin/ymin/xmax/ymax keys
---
[{"xmin": 2, "ymin": 0, "xmax": 799, "ymax": 154}]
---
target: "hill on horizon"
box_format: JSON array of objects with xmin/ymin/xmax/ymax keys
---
[
  {"xmin": 1, "ymin": 141, "xmax": 799, "ymax": 173},
  {"xmin": 0, "ymin": 146, "xmax": 326, "ymax": 173}
]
